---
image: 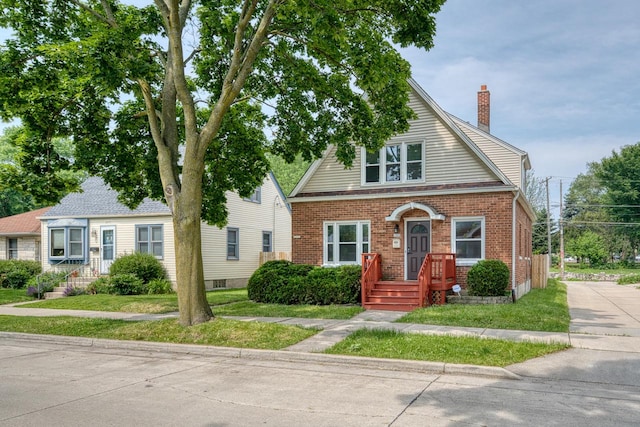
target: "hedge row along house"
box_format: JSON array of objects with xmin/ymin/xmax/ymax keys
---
[{"xmin": 288, "ymin": 79, "xmax": 535, "ymax": 310}]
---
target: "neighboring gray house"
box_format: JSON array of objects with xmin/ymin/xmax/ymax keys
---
[{"xmin": 41, "ymin": 175, "xmax": 291, "ymax": 288}]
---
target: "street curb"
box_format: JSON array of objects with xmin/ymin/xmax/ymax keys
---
[{"xmin": 0, "ymin": 331, "xmax": 522, "ymax": 380}]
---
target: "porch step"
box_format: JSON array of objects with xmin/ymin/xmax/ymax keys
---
[
  {"xmin": 363, "ymin": 281, "xmax": 422, "ymax": 312},
  {"xmin": 43, "ymin": 276, "xmax": 99, "ymax": 299}
]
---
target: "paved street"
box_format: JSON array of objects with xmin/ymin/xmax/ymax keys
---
[{"xmin": 1, "ymin": 281, "xmax": 639, "ymax": 426}]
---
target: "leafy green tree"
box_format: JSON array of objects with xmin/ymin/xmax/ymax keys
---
[
  {"xmin": 0, "ymin": 126, "xmax": 82, "ymax": 217},
  {"xmin": 0, "ymin": 1, "xmax": 445, "ymax": 325},
  {"xmin": 595, "ymin": 142, "xmax": 640, "ymax": 250},
  {"xmin": 566, "ymin": 230, "xmax": 608, "ymax": 267},
  {"xmin": 267, "ymin": 154, "xmax": 310, "ymax": 195}
]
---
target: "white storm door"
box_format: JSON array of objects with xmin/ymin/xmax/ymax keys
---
[{"xmin": 100, "ymin": 226, "xmax": 116, "ymax": 274}]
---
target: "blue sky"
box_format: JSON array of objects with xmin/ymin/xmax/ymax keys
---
[
  {"xmin": 2, "ymin": 1, "xmax": 639, "ymax": 209},
  {"xmin": 400, "ymin": 0, "xmax": 640, "ymax": 208}
]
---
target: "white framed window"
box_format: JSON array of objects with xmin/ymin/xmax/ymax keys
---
[
  {"xmin": 362, "ymin": 141, "xmax": 424, "ymax": 185},
  {"xmin": 49, "ymin": 227, "xmax": 86, "ymax": 260},
  {"xmin": 323, "ymin": 221, "xmax": 370, "ymax": 265},
  {"xmin": 227, "ymin": 227, "xmax": 239, "ymax": 260},
  {"xmin": 7, "ymin": 238, "xmax": 18, "ymax": 259},
  {"xmin": 451, "ymin": 217, "xmax": 485, "ymax": 265},
  {"xmin": 136, "ymin": 225, "xmax": 164, "ymax": 259}
]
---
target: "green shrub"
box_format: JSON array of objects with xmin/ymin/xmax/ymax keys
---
[
  {"xmin": 247, "ymin": 260, "xmax": 314, "ymax": 303},
  {"xmin": 466, "ymin": 259, "xmax": 510, "ymax": 297},
  {"xmin": 247, "ymin": 261, "xmax": 361, "ymax": 305},
  {"xmin": 3, "ymin": 269, "xmax": 32, "ymax": 289},
  {"xmin": 0, "ymin": 260, "xmax": 42, "ymax": 288},
  {"xmin": 146, "ymin": 278, "xmax": 175, "ymax": 294},
  {"xmin": 85, "ymin": 277, "xmax": 113, "ymax": 295},
  {"xmin": 109, "ymin": 252, "xmax": 167, "ymax": 283},
  {"xmin": 0, "ymin": 260, "xmax": 41, "ymax": 276},
  {"xmin": 109, "ymin": 274, "xmax": 145, "ymax": 295},
  {"xmin": 27, "ymin": 271, "xmax": 66, "ymax": 290}
]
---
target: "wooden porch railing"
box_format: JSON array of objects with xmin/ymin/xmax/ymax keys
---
[
  {"xmin": 425, "ymin": 253, "xmax": 457, "ymax": 305},
  {"xmin": 361, "ymin": 253, "xmax": 381, "ymax": 306}
]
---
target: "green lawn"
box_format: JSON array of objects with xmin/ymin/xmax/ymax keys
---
[
  {"xmin": 0, "ymin": 315, "xmax": 316, "ymax": 350},
  {"xmin": 1, "ymin": 282, "xmax": 573, "ymax": 366},
  {"xmin": 0, "ymin": 289, "xmax": 33, "ymax": 305},
  {"xmin": 213, "ymin": 300, "xmax": 363, "ymax": 319},
  {"xmin": 16, "ymin": 288, "xmax": 249, "ymax": 313},
  {"xmin": 325, "ymin": 329, "xmax": 569, "ymax": 367},
  {"xmin": 396, "ymin": 279, "xmax": 570, "ymax": 332}
]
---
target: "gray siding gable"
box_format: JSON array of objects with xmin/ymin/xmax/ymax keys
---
[{"xmin": 43, "ymin": 177, "xmax": 170, "ymax": 218}]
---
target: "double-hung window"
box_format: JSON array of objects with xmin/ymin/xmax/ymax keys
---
[
  {"xmin": 7, "ymin": 238, "xmax": 18, "ymax": 259},
  {"xmin": 262, "ymin": 231, "xmax": 272, "ymax": 252},
  {"xmin": 227, "ymin": 228, "xmax": 239, "ymax": 260},
  {"xmin": 363, "ymin": 141, "xmax": 424, "ymax": 185},
  {"xmin": 136, "ymin": 225, "xmax": 163, "ymax": 258},
  {"xmin": 324, "ymin": 221, "xmax": 370, "ymax": 265},
  {"xmin": 452, "ymin": 217, "xmax": 484, "ymax": 265}
]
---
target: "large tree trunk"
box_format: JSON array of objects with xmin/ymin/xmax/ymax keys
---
[{"xmin": 172, "ymin": 175, "xmax": 213, "ymax": 326}]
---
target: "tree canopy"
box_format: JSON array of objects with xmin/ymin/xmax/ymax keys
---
[{"xmin": 0, "ymin": 0, "xmax": 446, "ymax": 325}]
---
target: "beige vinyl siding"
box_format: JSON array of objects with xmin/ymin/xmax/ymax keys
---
[
  {"xmin": 201, "ymin": 174, "xmax": 291, "ymax": 285},
  {"xmin": 453, "ymin": 118, "xmax": 523, "ymax": 189},
  {"xmin": 302, "ymin": 145, "xmax": 359, "ymax": 193},
  {"xmin": 299, "ymin": 89, "xmax": 497, "ymax": 194},
  {"xmin": 41, "ymin": 215, "xmax": 176, "ymax": 283}
]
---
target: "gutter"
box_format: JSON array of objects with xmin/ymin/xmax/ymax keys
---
[{"xmin": 511, "ymin": 190, "xmax": 521, "ymax": 302}]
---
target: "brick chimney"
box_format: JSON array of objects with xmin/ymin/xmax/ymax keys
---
[{"xmin": 477, "ymin": 85, "xmax": 490, "ymax": 133}]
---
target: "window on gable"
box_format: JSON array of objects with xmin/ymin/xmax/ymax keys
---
[
  {"xmin": 7, "ymin": 238, "xmax": 18, "ymax": 259},
  {"xmin": 452, "ymin": 217, "xmax": 484, "ymax": 265},
  {"xmin": 244, "ymin": 187, "xmax": 261, "ymax": 203},
  {"xmin": 136, "ymin": 225, "xmax": 164, "ymax": 259},
  {"xmin": 363, "ymin": 141, "xmax": 424, "ymax": 185},
  {"xmin": 227, "ymin": 227, "xmax": 239, "ymax": 260},
  {"xmin": 49, "ymin": 227, "xmax": 86, "ymax": 260},
  {"xmin": 324, "ymin": 221, "xmax": 370, "ymax": 265}
]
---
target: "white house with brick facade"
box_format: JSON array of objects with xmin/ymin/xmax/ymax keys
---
[
  {"xmin": 40, "ymin": 174, "xmax": 291, "ymax": 289},
  {"xmin": 288, "ymin": 79, "xmax": 535, "ymax": 309}
]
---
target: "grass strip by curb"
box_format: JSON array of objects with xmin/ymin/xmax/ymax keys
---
[{"xmin": 325, "ymin": 329, "xmax": 569, "ymax": 367}]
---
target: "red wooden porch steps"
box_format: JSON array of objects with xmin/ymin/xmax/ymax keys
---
[{"xmin": 362, "ymin": 280, "xmax": 421, "ymax": 311}]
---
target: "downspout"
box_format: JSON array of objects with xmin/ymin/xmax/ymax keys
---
[{"xmin": 511, "ymin": 190, "xmax": 520, "ymax": 302}]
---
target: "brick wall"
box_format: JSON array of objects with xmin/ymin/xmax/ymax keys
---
[{"xmin": 291, "ymin": 191, "xmax": 526, "ymax": 287}]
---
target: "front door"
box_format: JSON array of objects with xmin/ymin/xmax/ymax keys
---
[
  {"xmin": 406, "ymin": 220, "xmax": 430, "ymax": 280},
  {"xmin": 100, "ymin": 226, "xmax": 115, "ymax": 274}
]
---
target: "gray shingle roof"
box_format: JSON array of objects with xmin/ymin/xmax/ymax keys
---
[{"xmin": 43, "ymin": 177, "xmax": 170, "ymax": 217}]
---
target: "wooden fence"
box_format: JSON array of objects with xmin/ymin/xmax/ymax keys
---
[
  {"xmin": 259, "ymin": 251, "xmax": 291, "ymax": 265},
  {"xmin": 532, "ymin": 254, "xmax": 549, "ymax": 289}
]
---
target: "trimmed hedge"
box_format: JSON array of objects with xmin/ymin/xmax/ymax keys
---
[
  {"xmin": 247, "ymin": 260, "xmax": 361, "ymax": 305},
  {"xmin": 466, "ymin": 259, "xmax": 510, "ymax": 296}
]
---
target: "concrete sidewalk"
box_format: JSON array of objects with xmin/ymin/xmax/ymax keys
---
[{"xmin": 1, "ymin": 280, "xmax": 640, "ymax": 381}]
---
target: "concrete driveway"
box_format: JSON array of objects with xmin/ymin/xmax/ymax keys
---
[{"xmin": 508, "ymin": 281, "xmax": 640, "ymax": 386}]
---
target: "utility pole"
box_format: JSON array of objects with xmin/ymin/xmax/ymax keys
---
[
  {"xmin": 545, "ymin": 177, "xmax": 552, "ymax": 261},
  {"xmin": 559, "ymin": 180, "xmax": 565, "ymax": 280}
]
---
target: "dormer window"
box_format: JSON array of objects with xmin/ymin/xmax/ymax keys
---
[{"xmin": 362, "ymin": 141, "xmax": 424, "ymax": 185}]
